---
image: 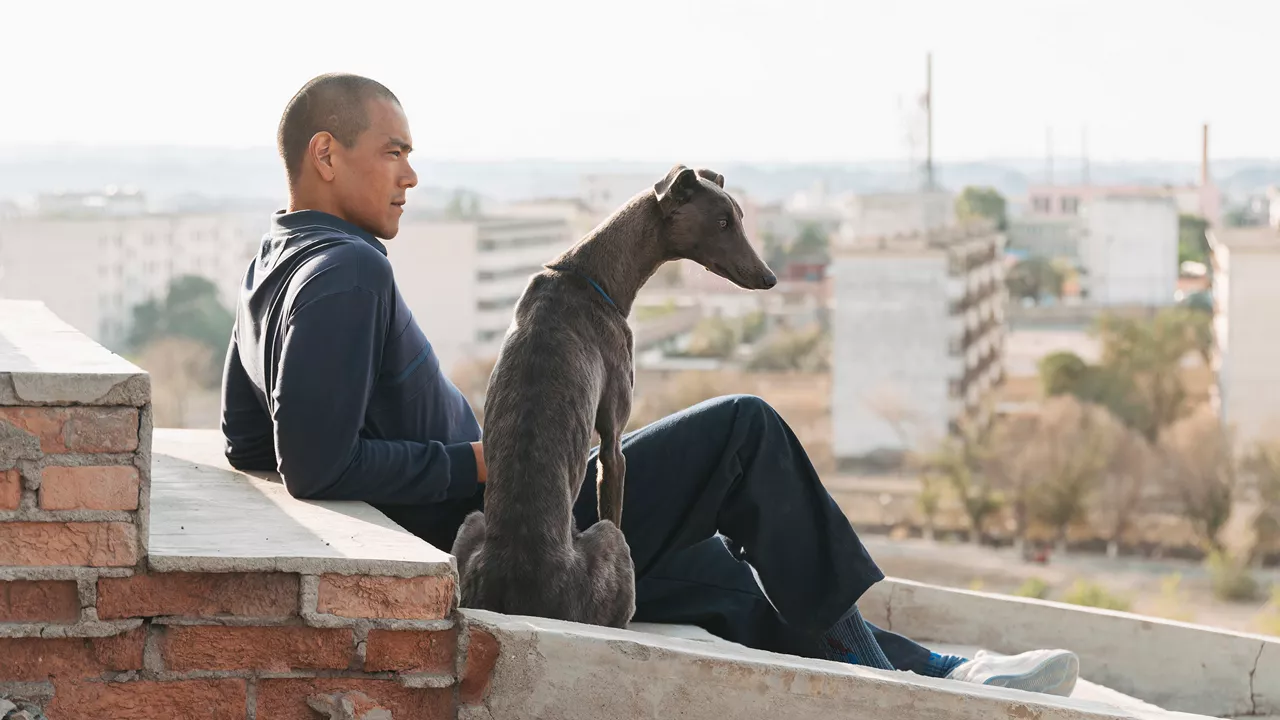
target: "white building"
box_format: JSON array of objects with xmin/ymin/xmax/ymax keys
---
[
  {"xmin": 831, "ymin": 224, "xmax": 1006, "ymax": 468},
  {"xmin": 1209, "ymin": 225, "xmax": 1280, "ymax": 448},
  {"xmin": 835, "ymin": 191, "xmax": 954, "ymax": 247},
  {"xmin": 1078, "ymin": 196, "xmax": 1179, "ymax": 306},
  {"xmin": 0, "ymin": 203, "xmax": 263, "ymax": 349},
  {"xmin": 386, "ymin": 216, "xmax": 575, "ymax": 374}
]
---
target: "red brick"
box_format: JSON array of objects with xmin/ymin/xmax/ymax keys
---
[
  {"xmin": 0, "ymin": 627, "xmax": 145, "ymax": 680},
  {"xmin": 0, "ymin": 406, "xmax": 138, "ymax": 454},
  {"xmin": 0, "ymin": 407, "xmax": 65, "ymax": 453},
  {"xmin": 316, "ymin": 574, "xmax": 454, "ymax": 620},
  {"xmin": 48, "ymin": 678, "xmax": 246, "ymax": 720},
  {"xmin": 0, "ymin": 468, "xmax": 20, "ymax": 509},
  {"xmin": 0, "ymin": 522, "xmax": 137, "ymax": 566},
  {"xmin": 460, "ymin": 627, "xmax": 500, "ymax": 705},
  {"xmin": 364, "ymin": 627, "xmax": 457, "ymax": 673},
  {"xmin": 163, "ymin": 625, "xmax": 352, "ymax": 672},
  {"xmin": 39, "ymin": 465, "xmax": 139, "ymax": 511},
  {"xmin": 98, "ymin": 572, "xmax": 299, "ymax": 620},
  {"xmin": 0, "ymin": 579, "xmax": 80, "ymax": 622},
  {"xmin": 255, "ymin": 678, "xmax": 452, "ymax": 720},
  {"xmin": 64, "ymin": 407, "xmax": 140, "ymax": 453}
]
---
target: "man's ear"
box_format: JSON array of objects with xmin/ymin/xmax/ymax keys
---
[
  {"xmin": 653, "ymin": 164, "xmax": 701, "ymax": 217},
  {"xmin": 695, "ymin": 168, "xmax": 724, "ymax": 188},
  {"xmin": 308, "ymin": 131, "xmax": 337, "ymax": 182}
]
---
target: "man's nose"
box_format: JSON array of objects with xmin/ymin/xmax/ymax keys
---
[{"xmin": 403, "ymin": 163, "xmax": 418, "ymax": 189}]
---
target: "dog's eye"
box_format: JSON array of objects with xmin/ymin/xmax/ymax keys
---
[{"xmin": 718, "ymin": 218, "xmax": 728, "ymax": 229}]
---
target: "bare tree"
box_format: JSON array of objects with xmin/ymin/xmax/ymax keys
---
[
  {"xmin": 921, "ymin": 418, "xmax": 1002, "ymax": 545},
  {"xmin": 1159, "ymin": 408, "xmax": 1237, "ymax": 554},
  {"xmin": 983, "ymin": 414, "xmax": 1041, "ymax": 556},
  {"xmin": 136, "ymin": 337, "xmax": 213, "ymax": 428},
  {"xmin": 1240, "ymin": 438, "xmax": 1280, "ymax": 565},
  {"xmin": 1027, "ymin": 397, "xmax": 1123, "ymax": 555},
  {"xmin": 1096, "ymin": 426, "xmax": 1155, "ymax": 559}
]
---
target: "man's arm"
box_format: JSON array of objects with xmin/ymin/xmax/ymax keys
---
[
  {"xmin": 221, "ymin": 328, "xmax": 277, "ymax": 470},
  {"xmin": 271, "ymin": 287, "xmax": 479, "ymax": 504}
]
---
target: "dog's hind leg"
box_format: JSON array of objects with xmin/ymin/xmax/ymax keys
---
[
  {"xmin": 452, "ymin": 511, "xmax": 487, "ymax": 594},
  {"xmin": 576, "ymin": 519, "xmax": 636, "ymax": 628}
]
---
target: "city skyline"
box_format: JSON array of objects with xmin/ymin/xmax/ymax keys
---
[{"xmin": 5, "ymin": 0, "xmax": 1279, "ymax": 164}]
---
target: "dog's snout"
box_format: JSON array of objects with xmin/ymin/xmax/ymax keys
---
[{"xmin": 761, "ymin": 272, "xmax": 778, "ymax": 289}]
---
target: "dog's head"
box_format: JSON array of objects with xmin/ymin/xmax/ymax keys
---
[{"xmin": 653, "ymin": 164, "xmax": 777, "ymax": 291}]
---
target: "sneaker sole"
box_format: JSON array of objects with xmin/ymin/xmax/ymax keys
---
[{"xmin": 982, "ymin": 653, "xmax": 1080, "ymax": 696}]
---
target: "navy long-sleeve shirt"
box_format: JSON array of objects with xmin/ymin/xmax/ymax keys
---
[{"xmin": 220, "ymin": 209, "xmax": 482, "ymax": 505}]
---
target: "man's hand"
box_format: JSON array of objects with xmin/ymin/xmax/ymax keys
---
[{"xmin": 472, "ymin": 442, "xmax": 486, "ymax": 484}]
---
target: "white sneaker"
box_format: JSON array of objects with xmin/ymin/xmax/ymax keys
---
[{"xmin": 945, "ymin": 649, "xmax": 1080, "ymax": 696}]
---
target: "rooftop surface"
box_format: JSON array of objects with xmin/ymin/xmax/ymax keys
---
[{"xmin": 149, "ymin": 428, "xmax": 454, "ymax": 577}]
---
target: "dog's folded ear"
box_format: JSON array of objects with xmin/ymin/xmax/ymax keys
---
[
  {"xmin": 653, "ymin": 164, "xmax": 702, "ymax": 217},
  {"xmin": 695, "ymin": 168, "xmax": 725, "ymax": 188}
]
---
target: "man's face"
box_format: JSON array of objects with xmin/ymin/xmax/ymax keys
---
[{"xmin": 330, "ymin": 98, "xmax": 418, "ymax": 239}]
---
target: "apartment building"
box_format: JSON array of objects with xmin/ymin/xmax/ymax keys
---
[
  {"xmin": 0, "ymin": 196, "xmax": 263, "ymax": 349},
  {"xmin": 386, "ymin": 216, "xmax": 575, "ymax": 374},
  {"xmin": 1209, "ymin": 225, "xmax": 1280, "ymax": 447},
  {"xmin": 831, "ymin": 223, "xmax": 1006, "ymax": 468},
  {"xmin": 1078, "ymin": 196, "xmax": 1179, "ymax": 306}
]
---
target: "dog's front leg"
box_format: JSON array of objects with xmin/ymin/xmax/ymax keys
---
[{"xmin": 595, "ymin": 383, "xmax": 631, "ymax": 528}]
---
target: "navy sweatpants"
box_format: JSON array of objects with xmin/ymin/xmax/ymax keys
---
[{"xmin": 380, "ymin": 394, "xmax": 934, "ymax": 672}]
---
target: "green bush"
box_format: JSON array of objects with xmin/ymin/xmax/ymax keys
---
[
  {"xmin": 1013, "ymin": 577, "xmax": 1051, "ymax": 600},
  {"xmin": 1207, "ymin": 551, "xmax": 1261, "ymax": 603},
  {"xmin": 1062, "ymin": 580, "xmax": 1131, "ymax": 611}
]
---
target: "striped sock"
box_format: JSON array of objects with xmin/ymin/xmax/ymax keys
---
[
  {"xmin": 818, "ymin": 605, "xmax": 894, "ymax": 670},
  {"xmin": 919, "ymin": 652, "xmax": 969, "ymax": 678}
]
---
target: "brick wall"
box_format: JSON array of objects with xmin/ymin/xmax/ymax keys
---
[
  {"xmin": 1, "ymin": 569, "xmax": 500, "ymax": 718},
  {"xmin": 0, "ymin": 301, "xmax": 500, "ymax": 719}
]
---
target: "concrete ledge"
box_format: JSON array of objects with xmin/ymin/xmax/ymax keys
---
[
  {"xmin": 0, "ymin": 300, "xmax": 149, "ymax": 406},
  {"xmin": 461, "ymin": 609, "xmax": 1211, "ymax": 720},
  {"xmin": 860, "ymin": 577, "xmax": 1279, "ymax": 717},
  {"xmin": 149, "ymin": 429, "xmax": 454, "ymax": 578}
]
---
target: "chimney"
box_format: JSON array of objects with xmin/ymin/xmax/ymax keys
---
[{"xmin": 1201, "ymin": 123, "xmax": 1210, "ymax": 187}]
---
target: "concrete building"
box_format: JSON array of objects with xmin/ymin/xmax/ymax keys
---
[
  {"xmin": 831, "ymin": 223, "xmax": 1005, "ymax": 467},
  {"xmin": 0, "ymin": 200, "xmax": 263, "ymax": 349},
  {"xmin": 1006, "ymin": 216, "xmax": 1082, "ymax": 261},
  {"xmin": 1026, "ymin": 183, "xmax": 1221, "ymax": 228},
  {"xmin": 1078, "ymin": 196, "xmax": 1179, "ymax": 306},
  {"xmin": 835, "ymin": 191, "xmax": 954, "ymax": 246},
  {"xmin": 386, "ymin": 216, "xmax": 575, "ymax": 374},
  {"xmin": 1209, "ymin": 224, "xmax": 1280, "ymax": 447}
]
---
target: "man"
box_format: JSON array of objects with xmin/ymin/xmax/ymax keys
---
[{"xmin": 221, "ymin": 73, "xmax": 1079, "ymax": 695}]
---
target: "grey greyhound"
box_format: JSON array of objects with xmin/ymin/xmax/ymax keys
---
[{"xmin": 452, "ymin": 164, "xmax": 777, "ymax": 627}]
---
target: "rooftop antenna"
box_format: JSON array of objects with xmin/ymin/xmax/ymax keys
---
[
  {"xmin": 1045, "ymin": 126, "xmax": 1054, "ymax": 186},
  {"xmin": 1201, "ymin": 122, "xmax": 1210, "ymax": 187},
  {"xmin": 1081, "ymin": 125, "xmax": 1090, "ymax": 186},
  {"xmin": 924, "ymin": 52, "xmax": 934, "ymax": 191}
]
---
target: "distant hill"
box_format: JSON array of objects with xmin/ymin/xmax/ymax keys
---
[{"xmin": 1, "ymin": 145, "xmax": 1277, "ymax": 209}]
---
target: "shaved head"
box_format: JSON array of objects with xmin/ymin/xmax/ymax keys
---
[{"xmin": 277, "ymin": 73, "xmax": 401, "ymax": 183}]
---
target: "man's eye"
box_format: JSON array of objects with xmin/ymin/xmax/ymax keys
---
[
  {"xmin": 389, "ymin": 151, "xmax": 402, "ymax": 158},
  {"xmin": 718, "ymin": 219, "xmax": 728, "ymax": 229}
]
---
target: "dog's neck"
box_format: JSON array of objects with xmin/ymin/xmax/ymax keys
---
[{"xmin": 548, "ymin": 193, "xmax": 668, "ymax": 317}]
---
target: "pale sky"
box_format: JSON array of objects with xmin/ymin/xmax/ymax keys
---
[{"xmin": 4, "ymin": 0, "xmax": 1277, "ymax": 163}]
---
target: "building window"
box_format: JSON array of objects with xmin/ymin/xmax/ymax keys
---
[
  {"xmin": 1061, "ymin": 196, "xmax": 1080, "ymax": 214},
  {"xmin": 1032, "ymin": 196, "xmax": 1052, "ymax": 213}
]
